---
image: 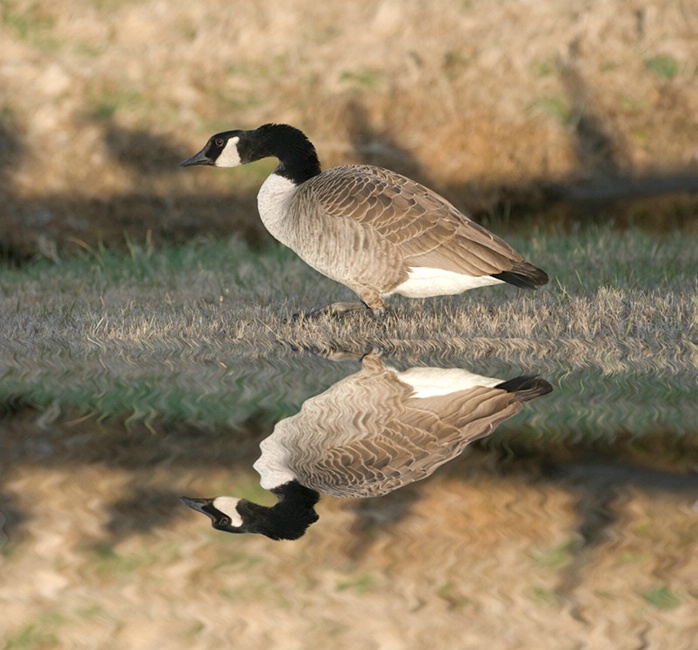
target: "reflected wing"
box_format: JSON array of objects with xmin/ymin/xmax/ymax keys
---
[
  {"xmin": 298, "ymin": 385, "xmax": 523, "ymax": 498},
  {"xmin": 266, "ymin": 355, "xmax": 537, "ymax": 498}
]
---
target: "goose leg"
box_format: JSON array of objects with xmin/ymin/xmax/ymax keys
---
[
  {"xmin": 289, "ymin": 290, "xmax": 385, "ymax": 321},
  {"xmin": 323, "ymin": 289, "xmax": 386, "ymax": 318},
  {"xmin": 358, "ymin": 289, "xmax": 386, "ymax": 318},
  {"xmin": 300, "ymin": 301, "xmax": 372, "ymax": 319},
  {"xmin": 288, "ymin": 301, "xmax": 365, "ymax": 322},
  {"xmin": 292, "ymin": 295, "xmax": 385, "ymax": 320},
  {"xmin": 325, "ymin": 301, "xmax": 373, "ymax": 316}
]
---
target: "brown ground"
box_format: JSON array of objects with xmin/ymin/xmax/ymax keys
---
[{"xmin": 1, "ymin": 0, "xmax": 697, "ymax": 259}]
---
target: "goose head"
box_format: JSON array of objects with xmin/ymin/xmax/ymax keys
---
[
  {"xmin": 180, "ymin": 124, "xmax": 321, "ymax": 181},
  {"xmin": 180, "ymin": 496, "xmax": 246, "ymax": 532},
  {"xmin": 180, "ymin": 481, "xmax": 320, "ymax": 541},
  {"xmin": 180, "ymin": 130, "xmax": 248, "ymax": 168}
]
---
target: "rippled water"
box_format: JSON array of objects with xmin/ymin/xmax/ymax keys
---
[{"xmin": 1, "ymin": 344, "xmax": 697, "ymax": 649}]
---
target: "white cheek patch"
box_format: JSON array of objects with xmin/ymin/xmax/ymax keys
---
[
  {"xmin": 216, "ymin": 136, "xmax": 241, "ymax": 167},
  {"xmin": 212, "ymin": 496, "xmax": 244, "ymax": 527},
  {"xmin": 397, "ymin": 367, "xmax": 501, "ymax": 398}
]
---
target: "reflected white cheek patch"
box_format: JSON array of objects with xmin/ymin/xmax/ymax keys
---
[{"xmin": 212, "ymin": 496, "xmax": 244, "ymax": 527}]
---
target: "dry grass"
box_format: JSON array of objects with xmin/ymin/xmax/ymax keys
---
[{"xmin": 1, "ymin": 0, "xmax": 697, "ymax": 256}]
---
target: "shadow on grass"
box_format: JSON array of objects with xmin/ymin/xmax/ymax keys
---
[{"xmin": 1, "ymin": 59, "xmax": 697, "ymax": 262}]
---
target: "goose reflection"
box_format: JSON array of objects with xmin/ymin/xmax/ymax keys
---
[{"xmin": 181, "ymin": 354, "xmax": 552, "ymax": 540}]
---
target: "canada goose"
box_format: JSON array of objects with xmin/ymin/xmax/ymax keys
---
[
  {"xmin": 181, "ymin": 354, "xmax": 552, "ymax": 540},
  {"xmin": 180, "ymin": 124, "xmax": 548, "ymax": 316}
]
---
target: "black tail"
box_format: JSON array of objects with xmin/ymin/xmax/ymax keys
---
[
  {"xmin": 495, "ymin": 376, "xmax": 553, "ymax": 401},
  {"xmin": 492, "ymin": 261, "xmax": 549, "ymax": 289}
]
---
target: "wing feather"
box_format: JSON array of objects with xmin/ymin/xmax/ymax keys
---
[{"xmin": 296, "ymin": 165, "xmax": 525, "ymax": 281}]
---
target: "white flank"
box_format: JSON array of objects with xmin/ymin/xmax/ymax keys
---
[
  {"xmin": 397, "ymin": 367, "xmax": 501, "ymax": 398},
  {"xmin": 212, "ymin": 496, "xmax": 244, "ymax": 527},
  {"xmin": 256, "ymin": 173, "xmax": 297, "ymax": 243},
  {"xmin": 255, "ymin": 436, "xmax": 296, "ymax": 490},
  {"xmin": 215, "ymin": 136, "xmax": 241, "ymax": 167},
  {"xmin": 390, "ymin": 266, "xmax": 504, "ymax": 298}
]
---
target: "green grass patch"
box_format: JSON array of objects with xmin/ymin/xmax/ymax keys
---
[
  {"xmin": 644, "ymin": 55, "xmax": 679, "ymax": 80},
  {"xmin": 87, "ymin": 86, "xmax": 156, "ymax": 122},
  {"xmin": 74, "ymin": 604, "xmax": 110, "ymax": 621},
  {"xmin": 5, "ymin": 613, "xmax": 65, "ymax": 650},
  {"xmin": 1, "ymin": 2, "xmax": 56, "ymax": 48},
  {"xmin": 210, "ymin": 550, "xmax": 266, "ymax": 572},
  {"xmin": 89, "ymin": 545, "xmax": 155, "ymax": 576},
  {"xmin": 528, "ymin": 96, "xmax": 571, "ymax": 125},
  {"xmin": 336, "ymin": 573, "xmax": 379, "ymax": 593},
  {"xmin": 530, "ymin": 540, "xmax": 576, "ymax": 569},
  {"xmin": 526, "ymin": 586, "xmax": 559, "ymax": 606},
  {"xmin": 532, "ymin": 59, "xmax": 557, "ymax": 78},
  {"xmin": 339, "ymin": 67, "xmax": 383, "ymax": 88},
  {"xmin": 643, "ymin": 586, "xmax": 682, "ymax": 610}
]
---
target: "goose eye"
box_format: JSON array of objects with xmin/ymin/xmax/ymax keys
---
[{"xmin": 214, "ymin": 138, "xmax": 224, "ymax": 147}]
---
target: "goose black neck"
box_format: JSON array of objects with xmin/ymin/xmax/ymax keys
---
[
  {"xmin": 249, "ymin": 124, "xmax": 321, "ymax": 185},
  {"xmin": 237, "ymin": 480, "xmax": 320, "ymax": 540}
]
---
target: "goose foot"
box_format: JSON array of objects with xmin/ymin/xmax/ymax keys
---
[{"xmin": 290, "ymin": 301, "xmax": 384, "ymax": 321}]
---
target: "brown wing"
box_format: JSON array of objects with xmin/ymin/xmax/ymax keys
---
[
  {"xmin": 274, "ymin": 355, "xmax": 527, "ymax": 498},
  {"xmin": 300, "ymin": 164, "xmax": 525, "ymax": 277}
]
